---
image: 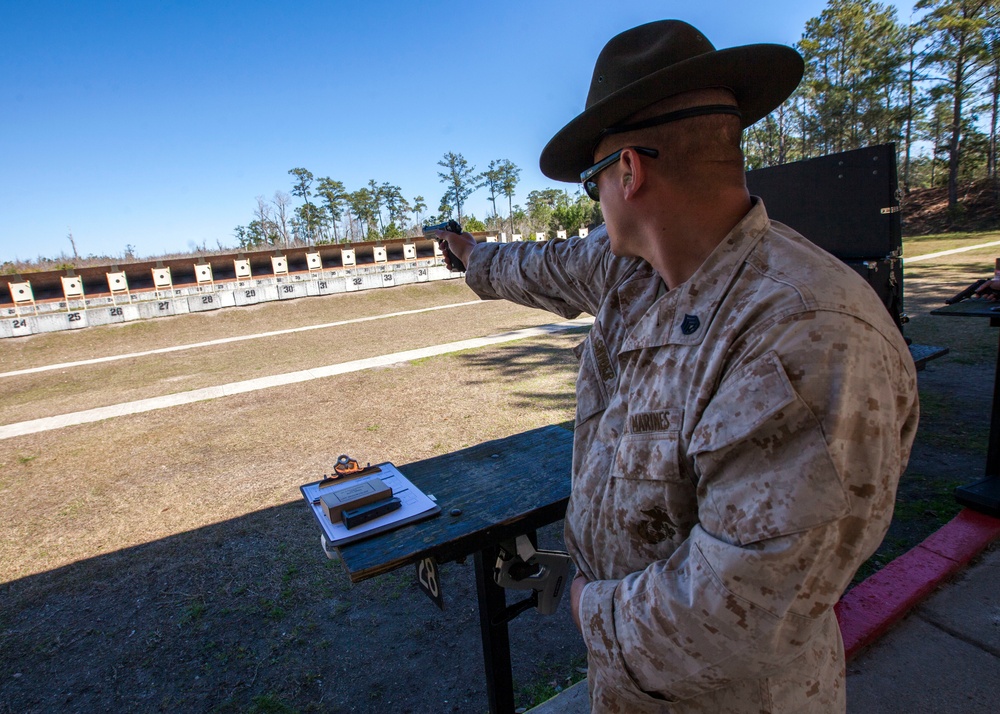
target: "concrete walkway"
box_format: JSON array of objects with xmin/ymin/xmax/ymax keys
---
[
  {"xmin": 528, "ymin": 510, "xmax": 1000, "ymax": 713},
  {"xmin": 846, "ymin": 545, "xmax": 1000, "ymax": 712}
]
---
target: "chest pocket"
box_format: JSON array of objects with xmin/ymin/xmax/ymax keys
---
[{"xmin": 611, "ymin": 407, "xmax": 697, "ymax": 551}]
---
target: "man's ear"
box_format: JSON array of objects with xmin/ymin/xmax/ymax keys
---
[{"xmin": 619, "ymin": 148, "xmax": 646, "ymax": 200}]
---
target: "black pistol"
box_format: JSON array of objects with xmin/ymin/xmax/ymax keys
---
[
  {"xmin": 423, "ymin": 220, "xmax": 466, "ymax": 272},
  {"xmin": 946, "ymin": 278, "xmax": 988, "ymax": 304}
]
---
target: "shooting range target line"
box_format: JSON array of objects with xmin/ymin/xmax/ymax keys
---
[
  {"xmin": 905, "ymin": 239, "xmax": 1000, "ymax": 264},
  {"xmin": 0, "ymin": 317, "xmax": 594, "ymax": 441},
  {"xmin": 0, "ymin": 300, "xmax": 484, "ymax": 379}
]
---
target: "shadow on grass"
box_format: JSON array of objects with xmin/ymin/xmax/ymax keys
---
[
  {"xmin": 0, "ymin": 498, "xmax": 583, "ymax": 714},
  {"xmin": 454, "ymin": 327, "xmax": 588, "ymax": 416}
]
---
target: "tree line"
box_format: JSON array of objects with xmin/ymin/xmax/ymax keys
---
[
  {"xmin": 233, "ymin": 155, "xmax": 602, "ymax": 249},
  {"xmin": 747, "ymin": 0, "xmax": 1000, "ymax": 213}
]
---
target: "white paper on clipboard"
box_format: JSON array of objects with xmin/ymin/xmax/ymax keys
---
[{"xmin": 300, "ymin": 463, "xmax": 439, "ymax": 547}]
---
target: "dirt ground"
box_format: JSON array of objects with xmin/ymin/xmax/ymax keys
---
[
  {"xmin": 902, "ymin": 180, "xmax": 1000, "ymax": 236},
  {"xmin": 1, "ymin": 238, "xmax": 998, "ymax": 714}
]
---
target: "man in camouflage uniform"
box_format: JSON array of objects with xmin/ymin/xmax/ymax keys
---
[{"xmin": 430, "ymin": 20, "xmax": 919, "ymax": 714}]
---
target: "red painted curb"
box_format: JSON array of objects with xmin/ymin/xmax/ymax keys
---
[{"xmin": 835, "ymin": 508, "xmax": 1000, "ymax": 660}]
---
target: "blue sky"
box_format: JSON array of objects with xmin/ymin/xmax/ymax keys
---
[{"xmin": 0, "ymin": 0, "xmax": 918, "ymax": 262}]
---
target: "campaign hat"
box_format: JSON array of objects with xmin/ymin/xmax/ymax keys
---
[{"xmin": 539, "ymin": 20, "xmax": 804, "ymax": 182}]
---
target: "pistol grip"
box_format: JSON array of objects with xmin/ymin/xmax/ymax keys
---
[{"xmin": 441, "ymin": 240, "xmax": 466, "ymax": 272}]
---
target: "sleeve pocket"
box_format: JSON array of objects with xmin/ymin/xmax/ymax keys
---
[{"xmin": 690, "ymin": 351, "xmax": 851, "ymax": 545}]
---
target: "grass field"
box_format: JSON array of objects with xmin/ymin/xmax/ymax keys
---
[{"xmin": 1, "ymin": 233, "xmax": 998, "ymax": 712}]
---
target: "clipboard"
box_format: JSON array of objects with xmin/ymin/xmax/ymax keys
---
[{"xmin": 300, "ymin": 462, "xmax": 440, "ymax": 547}]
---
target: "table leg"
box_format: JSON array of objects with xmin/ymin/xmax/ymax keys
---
[
  {"xmin": 474, "ymin": 546, "xmax": 515, "ymax": 714},
  {"xmin": 955, "ymin": 325, "xmax": 1000, "ymax": 516}
]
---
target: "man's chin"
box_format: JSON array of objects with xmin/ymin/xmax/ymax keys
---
[{"xmin": 607, "ymin": 239, "xmax": 635, "ymax": 259}]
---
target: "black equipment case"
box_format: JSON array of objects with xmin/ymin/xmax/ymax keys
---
[{"xmin": 746, "ymin": 144, "xmax": 903, "ymax": 329}]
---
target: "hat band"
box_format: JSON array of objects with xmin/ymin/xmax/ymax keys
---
[{"xmin": 599, "ymin": 104, "xmax": 743, "ymax": 142}]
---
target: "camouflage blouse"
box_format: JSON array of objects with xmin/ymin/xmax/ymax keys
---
[{"xmin": 465, "ymin": 199, "xmax": 919, "ymax": 713}]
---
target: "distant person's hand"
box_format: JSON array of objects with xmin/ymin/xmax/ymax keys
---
[{"xmin": 974, "ymin": 278, "xmax": 1000, "ymax": 300}]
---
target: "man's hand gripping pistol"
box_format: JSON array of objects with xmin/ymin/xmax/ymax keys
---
[{"xmin": 423, "ymin": 220, "xmax": 467, "ymax": 272}]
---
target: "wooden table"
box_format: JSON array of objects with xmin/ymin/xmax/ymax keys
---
[
  {"xmin": 931, "ymin": 300, "xmax": 1000, "ymax": 516},
  {"xmin": 333, "ymin": 424, "xmax": 574, "ymax": 714}
]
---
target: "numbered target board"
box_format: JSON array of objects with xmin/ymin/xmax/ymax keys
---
[
  {"xmin": 9, "ymin": 281, "xmax": 34, "ymax": 305},
  {"xmin": 271, "ymin": 256, "xmax": 289, "ymax": 275},
  {"xmin": 61, "ymin": 276, "xmax": 84, "ymax": 299},
  {"xmin": 194, "ymin": 264, "xmax": 214, "ymax": 284},
  {"xmin": 106, "ymin": 271, "xmax": 129, "ymax": 295},
  {"xmin": 152, "ymin": 267, "xmax": 173, "ymax": 290}
]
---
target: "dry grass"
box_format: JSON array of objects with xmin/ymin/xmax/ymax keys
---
[
  {"xmin": 904, "ymin": 242, "xmax": 1000, "ymax": 367},
  {"xmin": 0, "ymin": 298, "xmax": 560, "ymax": 425},
  {"xmin": 903, "ymin": 231, "xmax": 1000, "ymax": 257},
  {"xmin": 0, "ymin": 297, "xmax": 581, "ymax": 583},
  {"xmin": 0, "ymin": 280, "xmax": 478, "ymax": 373}
]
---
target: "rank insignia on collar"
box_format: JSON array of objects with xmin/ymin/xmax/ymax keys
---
[{"xmin": 681, "ymin": 314, "xmax": 701, "ymax": 335}]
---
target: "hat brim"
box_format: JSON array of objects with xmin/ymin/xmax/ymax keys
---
[{"xmin": 539, "ymin": 44, "xmax": 804, "ymax": 182}]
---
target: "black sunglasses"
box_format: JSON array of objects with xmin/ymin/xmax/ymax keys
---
[{"xmin": 580, "ymin": 146, "xmax": 659, "ymax": 201}]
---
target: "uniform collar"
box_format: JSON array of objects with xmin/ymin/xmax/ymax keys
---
[{"xmin": 620, "ymin": 197, "xmax": 771, "ymax": 352}]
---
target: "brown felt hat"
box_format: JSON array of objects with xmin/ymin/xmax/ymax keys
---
[{"xmin": 539, "ymin": 20, "xmax": 804, "ymax": 182}]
